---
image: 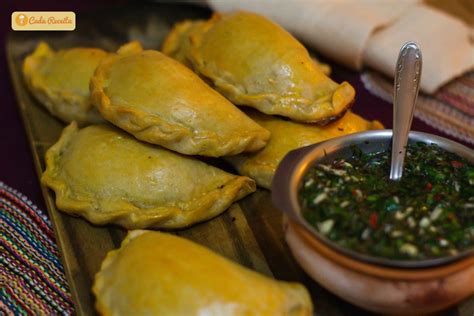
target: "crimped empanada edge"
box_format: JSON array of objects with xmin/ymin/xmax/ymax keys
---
[
  {"xmin": 90, "ymin": 52, "xmax": 192, "ymax": 141},
  {"xmin": 159, "ymin": 174, "xmax": 256, "ymax": 229},
  {"xmin": 90, "ymin": 48, "xmax": 270, "ymax": 157},
  {"xmin": 42, "ymin": 123, "xmax": 256, "ymax": 229},
  {"xmin": 161, "ymin": 20, "xmax": 199, "ymax": 67},
  {"xmin": 22, "ymin": 42, "xmax": 106, "ymax": 125},
  {"xmin": 93, "ymin": 230, "xmax": 148, "ymax": 316},
  {"xmin": 22, "ymin": 41, "xmax": 53, "ymax": 85},
  {"xmin": 76, "ymin": 173, "xmax": 255, "ymax": 230},
  {"xmin": 226, "ymin": 156, "xmax": 275, "ymax": 190},
  {"xmin": 41, "ymin": 122, "xmax": 80, "ymax": 206},
  {"xmin": 93, "ymin": 230, "xmax": 313, "ymax": 316},
  {"xmin": 165, "ymin": 13, "xmax": 356, "ymax": 125},
  {"xmin": 226, "ymin": 116, "xmax": 384, "ymax": 190},
  {"xmin": 161, "ymin": 20, "xmax": 191, "ymax": 52},
  {"xmin": 206, "ymin": 77, "xmax": 355, "ymax": 125}
]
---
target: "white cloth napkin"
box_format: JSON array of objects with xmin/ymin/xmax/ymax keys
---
[
  {"xmin": 207, "ymin": 0, "xmax": 474, "ymax": 94},
  {"xmin": 363, "ymin": 4, "xmax": 474, "ymax": 93}
]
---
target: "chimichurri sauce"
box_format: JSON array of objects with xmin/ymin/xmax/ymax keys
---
[{"xmin": 299, "ymin": 142, "xmax": 474, "ymax": 260}]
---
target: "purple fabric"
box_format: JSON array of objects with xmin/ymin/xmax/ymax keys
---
[
  {"xmin": 0, "ymin": 1, "xmax": 124, "ymax": 209},
  {"xmin": 330, "ymin": 62, "xmax": 473, "ymax": 149},
  {"xmin": 0, "ymin": 1, "xmax": 471, "ymax": 211},
  {"xmin": 1, "ymin": 2, "xmax": 43, "ymax": 209}
]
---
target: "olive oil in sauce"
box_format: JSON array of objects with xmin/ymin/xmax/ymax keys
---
[{"xmin": 299, "ymin": 143, "xmax": 474, "ymax": 260}]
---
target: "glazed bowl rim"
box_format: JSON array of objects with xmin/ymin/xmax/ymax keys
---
[{"xmin": 272, "ymin": 129, "xmax": 474, "ymax": 269}]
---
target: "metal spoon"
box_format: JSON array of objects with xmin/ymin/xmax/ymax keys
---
[{"xmin": 389, "ymin": 42, "xmax": 422, "ymax": 181}]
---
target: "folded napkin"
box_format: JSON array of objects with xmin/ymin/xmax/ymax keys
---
[
  {"xmin": 0, "ymin": 182, "xmax": 74, "ymax": 315},
  {"xmin": 363, "ymin": 4, "xmax": 474, "ymax": 93},
  {"xmin": 208, "ymin": 0, "xmax": 474, "ymax": 94}
]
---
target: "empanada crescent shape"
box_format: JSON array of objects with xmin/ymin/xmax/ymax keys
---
[
  {"xmin": 93, "ymin": 230, "xmax": 313, "ymax": 315},
  {"xmin": 162, "ymin": 12, "xmax": 355, "ymax": 124},
  {"xmin": 22, "ymin": 42, "xmax": 107, "ymax": 125},
  {"xmin": 163, "ymin": 19, "xmax": 332, "ymax": 77},
  {"xmin": 227, "ymin": 111, "xmax": 384, "ymax": 189},
  {"xmin": 90, "ymin": 41, "xmax": 270, "ymax": 157},
  {"xmin": 41, "ymin": 123, "xmax": 255, "ymax": 229}
]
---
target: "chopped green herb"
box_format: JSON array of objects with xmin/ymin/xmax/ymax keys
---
[{"xmin": 299, "ymin": 142, "xmax": 474, "ymax": 260}]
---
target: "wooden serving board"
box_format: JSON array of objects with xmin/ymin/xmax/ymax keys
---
[{"xmin": 6, "ymin": 3, "xmax": 473, "ymax": 315}]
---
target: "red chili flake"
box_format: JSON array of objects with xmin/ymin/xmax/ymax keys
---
[
  {"xmin": 425, "ymin": 182, "xmax": 433, "ymax": 191},
  {"xmin": 434, "ymin": 194, "xmax": 442, "ymax": 202},
  {"xmin": 447, "ymin": 213, "xmax": 457, "ymax": 222},
  {"xmin": 451, "ymin": 161, "xmax": 464, "ymax": 168},
  {"xmin": 333, "ymin": 159, "xmax": 345, "ymax": 169},
  {"xmin": 351, "ymin": 189, "xmax": 363, "ymax": 201},
  {"xmin": 369, "ymin": 212, "xmax": 378, "ymax": 229}
]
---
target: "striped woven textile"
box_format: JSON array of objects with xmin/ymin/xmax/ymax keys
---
[
  {"xmin": 361, "ymin": 71, "xmax": 474, "ymax": 145},
  {"xmin": 1, "ymin": 181, "xmax": 74, "ymax": 315}
]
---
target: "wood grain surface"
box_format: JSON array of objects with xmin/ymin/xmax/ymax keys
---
[{"xmin": 6, "ymin": 3, "xmax": 473, "ymax": 315}]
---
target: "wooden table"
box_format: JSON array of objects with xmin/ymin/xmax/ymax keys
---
[{"xmin": 6, "ymin": 3, "xmax": 473, "ymax": 315}]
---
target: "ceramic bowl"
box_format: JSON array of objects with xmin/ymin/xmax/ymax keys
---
[{"xmin": 272, "ymin": 130, "xmax": 474, "ymax": 314}]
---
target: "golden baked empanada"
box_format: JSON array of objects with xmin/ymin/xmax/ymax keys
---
[
  {"xmin": 23, "ymin": 42, "xmax": 107, "ymax": 125},
  {"xmin": 162, "ymin": 12, "xmax": 355, "ymax": 124},
  {"xmin": 94, "ymin": 230, "xmax": 313, "ymax": 315},
  {"xmin": 90, "ymin": 41, "xmax": 270, "ymax": 157},
  {"xmin": 41, "ymin": 123, "xmax": 255, "ymax": 229},
  {"xmin": 227, "ymin": 111, "xmax": 384, "ymax": 189}
]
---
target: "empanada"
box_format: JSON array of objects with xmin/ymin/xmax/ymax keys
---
[
  {"xmin": 41, "ymin": 123, "xmax": 255, "ymax": 229},
  {"xmin": 93, "ymin": 230, "xmax": 313, "ymax": 315},
  {"xmin": 90, "ymin": 41, "xmax": 270, "ymax": 157},
  {"xmin": 23, "ymin": 42, "xmax": 107, "ymax": 125},
  {"xmin": 227, "ymin": 111, "xmax": 384, "ymax": 189},
  {"xmin": 162, "ymin": 12, "xmax": 355, "ymax": 124}
]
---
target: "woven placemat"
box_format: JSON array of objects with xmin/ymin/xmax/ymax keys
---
[
  {"xmin": 0, "ymin": 181, "xmax": 74, "ymax": 315},
  {"xmin": 361, "ymin": 71, "xmax": 474, "ymax": 145}
]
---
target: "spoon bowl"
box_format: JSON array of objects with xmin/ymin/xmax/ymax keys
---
[
  {"xmin": 272, "ymin": 130, "xmax": 474, "ymax": 314},
  {"xmin": 390, "ymin": 41, "xmax": 422, "ymax": 181},
  {"xmin": 273, "ymin": 129, "xmax": 474, "ymax": 268}
]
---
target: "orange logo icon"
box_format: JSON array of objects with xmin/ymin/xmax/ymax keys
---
[{"xmin": 16, "ymin": 13, "xmax": 28, "ymax": 26}]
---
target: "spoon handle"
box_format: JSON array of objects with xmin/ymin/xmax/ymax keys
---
[{"xmin": 390, "ymin": 42, "xmax": 422, "ymax": 181}]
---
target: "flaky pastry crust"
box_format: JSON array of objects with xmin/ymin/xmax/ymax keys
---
[
  {"xmin": 90, "ymin": 41, "xmax": 270, "ymax": 157},
  {"xmin": 42, "ymin": 123, "xmax": 256, "ymax": 229},
  {"xmin": 163, "ymin": 12, "xmax": 355, "ymax": 124},
  {"xmin": 23, "ymin": 42, "xmax": 106, "ymax": 125}
]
